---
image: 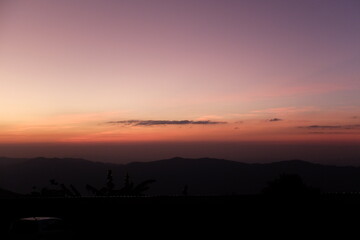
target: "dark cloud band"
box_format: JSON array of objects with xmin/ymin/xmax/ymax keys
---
[
  {"xmin": 107, "ymin": 120, "xmax": 227, "ymax": 126},
  {"xmin": 299, "ymin": 125, "xmax": 360, "ymax": 130}
]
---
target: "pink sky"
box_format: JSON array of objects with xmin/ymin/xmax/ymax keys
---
[{"xmin": 0, "ymin": 0, "xmax": 360, "ymax": 162}]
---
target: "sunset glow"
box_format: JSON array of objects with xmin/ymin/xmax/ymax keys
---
[{"xmin": 1, "ymin": 0, "xmax": 359, "ymax": 163}]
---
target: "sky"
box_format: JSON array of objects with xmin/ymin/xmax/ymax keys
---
[{"xmin": 0, "ymin": 0, "xmax": 360, "ymax": 164}]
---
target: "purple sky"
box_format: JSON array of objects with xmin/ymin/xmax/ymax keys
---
[{"xmin": 0, "ymin": 0, "xmax": 359, "ymax": 164}]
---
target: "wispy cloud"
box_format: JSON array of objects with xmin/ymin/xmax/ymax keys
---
[
  {"xmin": 307, "ymin": 131, "xmax": 357, "ymax": 135},
  {"xmin": 231, "ymin": 106, "xmax": 318, "ymax": 120},
  {"xmin": 299, "ymin": 125, "xmax": 360, "ymax": 130},
  {"xmin": 268, "ymin": 118, "xmax": 283, "ymax": 122},
  {"xmin": 253, "ymin": 106, "xmax": 318, "ymax": 115},
  {"xmin": 107, "ymin": 120, "xmax": 227, "ymax": 126},
  {"xmin": 235, "ymin": 121, "xmax": 244, "ymax": 124}
]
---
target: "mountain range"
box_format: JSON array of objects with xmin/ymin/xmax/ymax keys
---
[{"xmin": 1, "ymin": 157, "xmax": 360, "ymax": 195}]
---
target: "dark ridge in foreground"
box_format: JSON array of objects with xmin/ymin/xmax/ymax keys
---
[
  {"xmin": 1, "ymin": 156, "xmax": 360, "ymax": 195},
  {"xmin": 1, "ymin": 157, "xmax": 360, "ymax": 238}
]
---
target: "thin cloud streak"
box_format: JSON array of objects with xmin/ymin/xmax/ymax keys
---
[
  {"xmin": 299, "ymin": 125, "xmax": 360, "ymax": 130},
  {"xmin": 268, "ymin": 118, "xmax": 283, "ymax": 122},
  {"xmin": 107, "ymin": 120, "xmax": 227, "ymax": 126},
  {"xmin": 307, "ymin": 132, "xmax": 358, "ymax": 135}
]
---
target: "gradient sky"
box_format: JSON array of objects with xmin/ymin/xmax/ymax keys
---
[{"xmin": 0, "ymin": 0, "xmax": 360, "ymax": 163}]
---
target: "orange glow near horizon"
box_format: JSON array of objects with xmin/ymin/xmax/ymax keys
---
[
  {"xmin": 1, "ymin": 1, "xmax": 360, "ymax": 153},
  {"xmin": 1, "ymin": 107, "xmax": 359, "ymax": 144}
]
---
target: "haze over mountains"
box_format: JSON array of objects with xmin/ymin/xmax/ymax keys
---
[
  {"xmin": 1, "ymin": 157, "xmax": 360, "ymax": 195},
  {"xmin": 2, "ymin": 142, "xmax": 360, "ymax": 166}
]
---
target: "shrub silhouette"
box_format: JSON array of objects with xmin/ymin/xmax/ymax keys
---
[
  {"xmin": 86, "ymin": 170, "xmax": 156, "ymax": 196},
  {"xmin": 262, "ymin": 174, "xmax": 319, "ymax": 196},
  {"xmin": 31, "ymin": 179, "xmax": 81, "ymax": 197}
]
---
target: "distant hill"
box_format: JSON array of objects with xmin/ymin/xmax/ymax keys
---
[{"xmin": 1, "ymin": 157, "xmax": 360, "ymax": 195}]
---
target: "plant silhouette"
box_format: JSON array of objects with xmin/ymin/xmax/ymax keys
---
[
  {"xmin": 262, "ymin": 173, "xmax": 320, "ymax": 196},
  {"xmin": 30, "ymin": 179, "xmax": 81, "ymax": 197},
  {"xmin": 86, "ymin": 170, "xmax": 156, "ymax": 196}
]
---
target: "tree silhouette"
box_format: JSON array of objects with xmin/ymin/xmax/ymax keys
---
[
  {"xmin": 106, "ymin": 170, "xmax": 115, "ymax": 191},
  {"xmin": 262, "ymin": 174, "xmax": 320, "ymax": 196},
  {"xmin": 86, "ymin": 170, "xmax": 155, "ymax": 196}
]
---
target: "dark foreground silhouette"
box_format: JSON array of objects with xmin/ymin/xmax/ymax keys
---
[
  {"xmin": 3, "ymin": 157, "xmax": 360, "ymax": 195},
  {"xmin": 1, "ymin": 170, "xmax": 360, "ymax": 239},
  {"xmin": 1, "ymin": 157, "xmax": 360, "ymax": 238},
  {"xmin": 262, "ymin": 173, "xmax": 320, "ymax": 196}
]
